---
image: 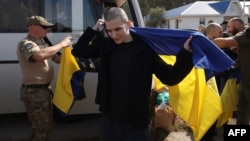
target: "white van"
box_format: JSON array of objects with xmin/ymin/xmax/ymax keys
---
[{"xmin": 0, "ymin": 0, "xmax": 144, "ymax": 115}]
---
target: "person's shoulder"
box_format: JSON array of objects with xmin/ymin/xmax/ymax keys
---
[
  {"xmin": 19, "ymin": 34, "xmax": 36, "ymax": 43},
  {"xmin": 132, "ymin": 34, "xmax": 151, "ymax": 51},
  {"xmin": 246, "ymin": 28, "xmax": 250, "ymax": 38},
  {"xmin": 234, "ymin": 28, "xmax": 250, "ymax": 44},
  {"xmin": 234, "ymin": 30, "xmax": 247, "ymax": 39},
  {"xmin": 18, "ymin": 37, "xmax": 37, "ymax": 51},
  {"xmin": 19, "ymin": 37, "xmax": 34, "ymax": 45},
  {"xmin": 131, "ymin": 32, "xmax": 147, "ymax": 44}
]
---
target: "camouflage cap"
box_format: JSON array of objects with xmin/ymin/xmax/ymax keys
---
[{"xmin": 27, "ymin": 16, "xmax": 54, "ymax": 27}]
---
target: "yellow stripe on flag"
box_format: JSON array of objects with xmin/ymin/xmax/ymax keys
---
[
  {"xmin": 217, "ymin": 76, "xmax": 238, "ymax": 127},
  {"xmin": 159, "ymin": 55, "xmax": 222, "ymax": 141},
  {"xmin": 152, "ymin": 74, "xmax": 166, "ymax": 92},
  {"xmin": 53, "ymin": 47, "xmax": 81, "ymax": 114}
]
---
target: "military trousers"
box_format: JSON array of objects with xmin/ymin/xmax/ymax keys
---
[{"xmin": 20, "ymin": 87, "xmax": 53, "ymax": 141}]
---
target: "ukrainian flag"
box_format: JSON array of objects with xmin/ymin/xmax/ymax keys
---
[
  {"xmin": 217, "ymin": 69, "xmax": 240, "ymax": 127},
  {"xmin": 53, "ymin": 47, "xmax": 85, "ymax": 117},
  {"xmin": 157, "ymin": 56, "xmax": 221, "ymax": 141},
  {"xmin": 130, "ymin": 27, "xmax": 234, "ymax": 141},
  {"xmin": 130, "ymin": 27, "xmax": 234, "ymax": 80}
]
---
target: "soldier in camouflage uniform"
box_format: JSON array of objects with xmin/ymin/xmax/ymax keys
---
[{"xmin": 16, "ymin": 15, "xmax": 70, "ymax": 141}]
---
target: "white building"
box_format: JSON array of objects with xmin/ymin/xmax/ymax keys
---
[
  {"xmin": 165, "ymin": 0, "xmax": 249, "ymax": 30},
  {"xmin": 241, "ymin": 1, "xmax": 250, "ymax": 26}
]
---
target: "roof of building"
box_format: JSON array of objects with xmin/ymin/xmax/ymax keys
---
[{"xmin": 165, "ymin": 0, "xmax": 234, "ymax": 19}]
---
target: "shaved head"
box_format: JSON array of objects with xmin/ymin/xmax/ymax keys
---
[
  {"xmin": 206, "ymin": 23, "xmax": 223, "ymax": 39},
  {"xmin": 104, "ymin": 7, "xmax": 128, "ymax": 23}
]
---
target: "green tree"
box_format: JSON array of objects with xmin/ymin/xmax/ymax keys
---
[
  {"xmin": 146, "ymin": 6, "xmax": 165, "ymax": 27},
  {"xmin": 138, "ymin": 0, "xmax": 150, "ymax": 17}
]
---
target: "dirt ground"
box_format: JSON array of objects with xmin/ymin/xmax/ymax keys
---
[
  {"xmin": 150, "ymin": 115, "xmax": 227, "ymax": 141},
  {"xmin": 164, "ymin": 116, "xmax": 225, "ymax": 141}
]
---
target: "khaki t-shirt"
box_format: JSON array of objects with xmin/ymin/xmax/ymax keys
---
[{"xmin": 17, "ymin": 34, "xmax": 54, "ymax": 84}]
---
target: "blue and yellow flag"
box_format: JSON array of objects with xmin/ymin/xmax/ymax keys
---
[
  {"xmin": 130, "ymin": 27, "xmax": 235, "ymax": 141},
  {"xmin": 217, "ymin": 69, "xmax": 240, "ymax": 127},
  {"xmin": 53, "ymin": 47, "xmax": 85, "ymax": 117},
  {"xmin": 130, "ymin": 27, "xmax": 234, "ymax": 80},
  {"xmin": 158, "ymin": 56, "xmax": 221, "ymax": 141}
]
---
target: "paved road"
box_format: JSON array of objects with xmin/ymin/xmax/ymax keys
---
[
  {"xmin": 0, "ymin": 113, "xmax": 226, "ymax": 141},
  {"xmin": 0, "ymin": 113, "xmax": 103, "ymax": 141}
]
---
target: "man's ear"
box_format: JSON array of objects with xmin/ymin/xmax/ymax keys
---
[{"xmin": 127, "ymin": 20, "xmax": 134, "ymax": 27}]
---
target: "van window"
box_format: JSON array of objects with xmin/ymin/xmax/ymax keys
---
[
  {"xmin": 0, "ymin": 0, "xmax": 142, "ymax": 33},
  {"xmin": 0, "ymin": 0, "xmax": 42, "ymax": 32},
  {"xmin": 0, "ymin": 0, "xmax": 101, "ymax": 33},
  {"xmin": 46, "ymin": 0, "xmax": 72, "ymax": 32},
  {"xmin": 0, "ymin": 0, "xmax": 70, "ymax": 33}
]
